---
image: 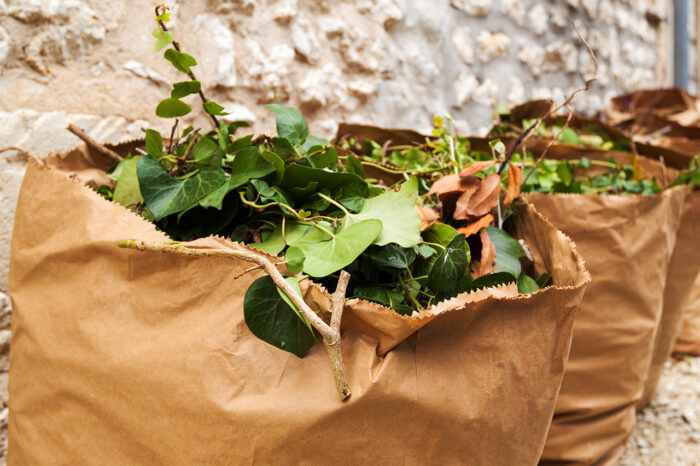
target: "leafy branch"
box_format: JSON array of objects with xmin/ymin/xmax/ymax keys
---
[{"xmin": 119, "ymin": 239, "xmax": 352, "ymax": 399}]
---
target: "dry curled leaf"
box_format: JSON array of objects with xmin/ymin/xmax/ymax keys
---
[
  {"xmin": 503, "ymin": 163, "xmax": 522, "ymax": 206},
  {"xmin": 427, "ymin": 174, "xmax": 475, "ymax": 196},
  {"xmin": 457, "ymin": 213, "xmax": 494, "ymax": 237},
  {"xmin": 414, "ymin": 205, "xmax": 440, "ymax": 231},
  {"xmin": 474, "ymin": 229, "xmax": 496, "ymax": 278},
  {"xmin": 467, "ymin": 173, "xmax": 501, "ymax": 217},
  {"xmin": 458, "ymin": 160, "xmax": 496, "ymax": 178},
  {"xmin": 452, "ymin": 183, "xmax": 480, "ymax": 220}
]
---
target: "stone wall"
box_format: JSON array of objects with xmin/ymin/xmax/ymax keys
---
[{"xmin": 0, "ymin": 0, "xmax": 670, "ymax": 459}]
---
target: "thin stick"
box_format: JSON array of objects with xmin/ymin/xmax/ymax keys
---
[
  {"xmin": 326, "ymin": 270, "xmax": 351, "ymax": 399},
  {"xmin": 521, "ymin": 110, "xmax": 574, "ymax": 185},
  {"xmin": 233, "ymin": 264, "xmax": 263, "ymax": 279},
  {"xmin": 118, "ymin": 239, "xmax": 351, "ymax": 399},
  {"xmin": 0, "ymin": 146, "xmax": 31, "ymax": 157},
  {"xmin": 167, "ymin": 118, "xmax": 179, "ymax": 154},
  {"xmin": 67, "ymin": 124, "xmax": 123, "ymax": 164},
  {"xmin": 155, "ymin": 4, "xmax": 219, "ymax": 128}
]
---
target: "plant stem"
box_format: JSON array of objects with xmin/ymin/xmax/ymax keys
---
[
  {"xmin": 119, "ymin": 239, "xmax": 351, "ymax": 399},
  {"xmin": 317, "ymin": 192, "xmax": 350, "ymax": 216},
  {"xmin": 421, "ymin": 241, "xmax": 446, "ymax": 251},
  {"xmin": 155, "ymin": 5, "xmax": 219, "ymax": 128}
]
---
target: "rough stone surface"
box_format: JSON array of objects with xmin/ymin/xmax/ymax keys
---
[
  {"xmin": 621, "ymin": 357, "xmax": 700, "ymax": 465},
  {"xmin": 0, "ymin": 0, "xmax": 671, "ymax": 460}
]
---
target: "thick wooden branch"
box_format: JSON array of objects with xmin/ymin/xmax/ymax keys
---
[
  {"xmin": 119, "ymin": 239, "xmax": 351, "ymax": 399},
  {"xmin": 67, "ymin": 124, "xmax": 124, "ymax": 164}
]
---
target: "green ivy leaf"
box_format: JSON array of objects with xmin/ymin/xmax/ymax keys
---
[
  {"xmin": 296, "ymin": 219, "xmax": 382, "ymax": 277},
  {"xmin": 155, "ymin": 12, "xmax": 171, "ymax": 22},
  {"xmin": 203, "ymin": 101, "xmax": 230, "ymax": 116},
  {"xmin": 485, "ymin": 227, "xmax": 526, "ymax": 278},
  {"xmin": 156, "ymin": 98, "xmax": 191, "ymax": 118},
  {"xmin": 517, "ymin": 273, "xmax": 540, "ymax": 294},
  {"xmin": 428, "ymin": 233, "xmax": 469, "ymax": 292},
  {"xmin": 267, "ymin": 103, "xmax": 309, "ymax": 146},
  {"xmin": 152, "ymin": 27, "xmax": 174, "ymax": 52},
  {"xmin": 260, "ymin": 150, "xmax": 285, "ymax": 183},
  {"xmin": 144, "ymin": 130, "xmax": 163, "ymax": 158},
  {"xmin": 369, "ymin": 244, "xmax": 417, "ymax": 269},
  {"xmin": 190, "ymin": 137, "xmax": 219, "ymax": 166},
  {"xmin": 422, "ymin": 223, "xmax": 460, "ymax": 247},
  {"xmin": 199, "ymin": 147, "xmax": 275, "ymax": 209},
  {"xmin": 353, "ymin": 285, "xmax": 407, "ymax": 311},
  {"xmin": 280, "ymin": 164, "xmax": 367, "ymax": 203},
  {"xmin": 275, "ymin": 276, "xmax": 312, "ymax": 333},
  {"xmin": 536, "ymin": 273, "xmax": 552, "ymax": 288},
  {"xmin": 113, "ymin": 156, "xmax": 143, "ymax": 208},
  {"xmin": 341, "ymin": 177, "xmax": 421, "ymax": 248},
  {"xmin": 137, "ymin": 156, "xmax": 226, "ymax": 220},
  {"xmin": 345, "ymin": 154, "xmax": 365, "ymax": 178},
  {"xmin": 244, "ymin": 276, "xmax": 316, "ymax": 358},
  {"xmin": 285, "ymin": 246, "xmax": 305, "ymax": 275},
  {"xmin": 309, "ymin": 146, "xmax": 338, "ymax": 169},
  {"xmin": 163, "ymin": 48, "xmax": 197, "ymax": 73},
  {"xmin": 471, "ymin": 271, "xmax": 516, "ymax": 291},
  {"xmin": 171, "ymin": 80, "xmax": 201, "ymax": 99}
]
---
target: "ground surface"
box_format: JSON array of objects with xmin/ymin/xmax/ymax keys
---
[{"xmin": 621, "ymin": 356, "xmax": 700, "ymax": 466}]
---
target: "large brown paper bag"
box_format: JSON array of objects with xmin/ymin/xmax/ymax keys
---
[
  {"xmin": 8, "ymin": 148, "xmax": 589, "ymax": 464},
  {"xmin": 674, "ymin": 275, "xmax": 700, "ymax": 356},
  {"xmin": 525, "ymin": 186, "xmax": 687, "ymax": 466},
  {"xmin": 639, "ymin": 191, "xmax": 700, "ymax": 407}
]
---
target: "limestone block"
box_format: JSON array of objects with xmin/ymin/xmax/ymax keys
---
[
  {"xmin": 450, "ymin": 0, "xmax": 492, "ymax": 17},
  {"xmin": 451, "ymin": 26, "xmax": 474, "ymax": 65},
  {"xmin": 476, "ymin": 31, "xmax": 510, "ymax": 63}
]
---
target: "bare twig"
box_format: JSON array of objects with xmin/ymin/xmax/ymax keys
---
[
  {"xmin": 326, "ymin": 270, "xmax": 351, "ymax": 399},
  {"xmin": 521, "ymin": 110, "xmax": 574, "ymax": 185},
  {"xmin": 168, "ymin": 118, "xmax": 179, "ymax": 154},
  {"xmin": 155, "ymin": 4, "xmax": 219, "ymax": 128},
  {"xmin": 118, "ymin": 239, "xmax": 351, "ymax": 399},
  {"xmin": 233, "ymin": 264, "xmax": 263, "ymax": 279},
  {"xmin": 519, "ymin": 23, "xmax": 599, "ymax": 183},
  {"xmin": 0, "ymin": 146, "xmax": 31, "ymax": 157},
  {"xmin": 67, "ymin": 124, "xmax": 124, "ymax": 164}
]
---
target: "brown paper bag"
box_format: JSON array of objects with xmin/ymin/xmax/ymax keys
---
[
  {"xmin": 8, "ymin": 146, "xmax": 589, "ymax": 464},
  {"xmin": 638, "ymin": 191, "xmax": 700, "ymax": 407},
  {"xmin": 674, "ymin": 274, "xmax": 700, "ymax": 356},
  {"xmin": 525, "ymin": 186, "xmax": 687, "ymax": 466},
  {"xmin": 605, "ymin": 88, "xmax": 700, "ymax": 127}
]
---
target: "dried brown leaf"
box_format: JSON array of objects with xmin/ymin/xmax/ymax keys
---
[
  {"xmin": 458, "ymin": 160, "xmax": 496, "ymax": 178},
  {"xmin": 503, "ymin": 163, "xmax": 522, "ymax": 206},
  {"xmin": 414, "ymin": 205, "xmax": 440, "ymax": 231},
  {"xmin": 452, "ymin": 183, "xmax": 480, "ymax": 220},
  {"xmin": 457, "ymin": 213, "xmax": 494, "ymax": 237},
  {"xmin": 427, "ymin": 174, "xmax": 473, "ymax": 196},
  {"xmin": 467, "ymin": 173, "xmax": 501, "ymax": 217},
  {"xmin": 475, "ymin": 229, "xmax": 496, "ymax": 278}
]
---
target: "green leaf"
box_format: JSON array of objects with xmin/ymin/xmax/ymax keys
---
[
  {"xmin": 163, "ymin": 48, "xmax": 197, "ymax": 73},
  {"xmin": 485, "ymin": 227, "xmax": 526, "ymax": 278},
  {"xmin": 267, "ymin": 103, "xmax": 309, "ymax": 145},
  {"xmin": 369, "ymin": 244, "xmax": 417, "ymax": 269},
  {"xmin": 155, "ymin": 12, "xmax": 170, "ymax": 22},
  {"xmin": 152, "ymin": 27, "xmax": 173, "ymax": 52},
  {"xmin": 113, "ymin": 156, "xmax": 143, "ymax": 208},
  {"xmin": 285, "ymin": 246, "xmax": 305, "ymax": 275},
  {"xmin": 280, "ymin": 164, "xmax": 367, "ymax": 203},
  {"xmin": 190, "ymin": 137, "xmax": 219, "ymax": 165},
  {"xmin": 300, "ymin": 136, "xmax": 329, "ymax": 154},
  {"xmin": 156, "ymin": 98, "xmax": 192, "ymax": 118},
  {"xmin": 309, "ymin": 146, "xmax": 338, "ymax": 169},
  {"xmin": 144, "ymin": 130, "xmax": 163, "ymax": 158},
  {"xmin": 353, "ymin": 285, "xmax": 406, "ymax": 309},
  {"xmin": 413, "ymin": 244, "xmax": 437, "ymax": 259},
  {"xmin": 536, "ymin": 273, "xmax": 552, "ymax": 289},
  {"xmin": 137, "ymin": 156, "xmax": 226, "ymax": 220},
  {"xmin": 244, "ymin": 276, "xmax": 316, "ymax": 358},
  {"xmin": 558, "ymin": 127, "xmax": 581, "ymax": 145},
  {"xmin": 203, "ymin": 101, "xmax": 230, "ymax": 116},
  {"xmin": 260, "ymin": 150, "xmax": 285, "ymax": 183},
  {"xmin": 517, "ymin": 273, "xmax": 540, "ymax": 294},
  {"xmin": 428, "ymin": 233, "xmax": 469, "ymax": 292},
  {"xmin": 296, "ymin": 219, "xmax": 382, "ymax": 277},
  {"xmin": 171, "ymin": 80, "xmax": 201, "ymax": 99},
  {"xmin": 341, "ymin": 177, "xmax": 421, "ymax": 248},
  {"xmin": 556, "ymin": 162, "xmax": 573, "ymax": 185},
  {"xmin": 471, "ymin": 272, "xmax": 516, "ymax": 291},
  {"xmin": 276, "ymin": 276, "xmax": 313, "ymax": 333},
  {"xmin": 345, "ymin": 154, "xmax": 365, "ymax": 178},
  {"xmin": 422, "ymin": 223, "xmax": 459, "ymax": 247},
  {"xmin": 251, "ymin": 179, "xmax": 292, "ymax": 207},
  {"xmin": 199, "ymin": 147, "xmax": 275, "ymax": 209}
]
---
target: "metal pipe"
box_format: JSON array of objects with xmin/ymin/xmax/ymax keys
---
[{"xmin": 674, "ymin": 0, "xmax": 689, "ymax": 89}]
